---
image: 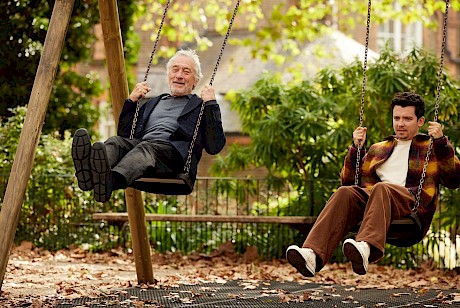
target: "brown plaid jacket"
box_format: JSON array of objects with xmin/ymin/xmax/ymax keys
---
[{"xmin": 341, "ymin": 134, "xmax": 460, "ymax": 234}]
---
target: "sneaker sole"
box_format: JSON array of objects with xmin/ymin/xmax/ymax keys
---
[
  {"xmin": 343, "ymin": 242, "xmax": 367, "ymax": 275},
  {"xmin": 91, "ymin": 142, "xmax": 112, "ymax": 203},
  {"xmin": 286, "ymin": 249, "xmax": 315, "ymax": 277},
  {"xmin": 71, "ymin": 129, "xmax": 93, "ymax": 191}
]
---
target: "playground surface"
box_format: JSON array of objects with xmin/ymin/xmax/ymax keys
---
[{"xmin": 0, "ymin": 241, "xmax": 459, "ymax": 307}]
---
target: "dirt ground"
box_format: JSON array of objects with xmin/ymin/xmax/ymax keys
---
[{"xmin": 1, "ymin": 241, "xmax": 459, "ymax": 307}]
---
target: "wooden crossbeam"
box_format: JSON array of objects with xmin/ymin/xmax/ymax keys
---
[
  {"xmin": 93, "ymin": 213, "xmax": 416, "ymax": 225},
  {"xmin": 93, "ymin": 213, "xmax": 317, "ymax": 225}
]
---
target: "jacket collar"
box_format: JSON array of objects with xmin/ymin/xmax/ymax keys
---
[{"xmin": 178, "ymin": 94, "xmax": 203, "ymax": 117}]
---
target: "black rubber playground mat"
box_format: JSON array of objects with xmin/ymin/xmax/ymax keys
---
[{"xmin": 57, "ymin": 280, "xmax": 459, "ymax": 307}]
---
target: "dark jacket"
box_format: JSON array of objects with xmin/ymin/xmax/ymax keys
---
[{"xmin": 117, "ymin": 94, "xmax": 226, "ymax": 181}]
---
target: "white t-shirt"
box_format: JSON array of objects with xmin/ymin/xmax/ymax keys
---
[{"xmin": 376, "ymin": 139, "xmax": 412, "ymax": 186}]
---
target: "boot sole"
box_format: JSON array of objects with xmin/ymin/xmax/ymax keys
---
[
  {"xmin": 343, "ymin": 242, "xmax": 367, "ymax": 275},
  {"xmin": 71, "ymin": 129, "xmax": 93, "ymax": 191},
  {"xmin": 90, "ymin": 142, "xmax": 112, "ymax": 203},
  {"xmin": 286, "ymin": 248, "xmax": 315, "ymax": 277}
]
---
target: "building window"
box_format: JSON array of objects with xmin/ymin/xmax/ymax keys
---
[{"xmin": 376, "ymin": 2, "xmax": 423, "ymax": 54}]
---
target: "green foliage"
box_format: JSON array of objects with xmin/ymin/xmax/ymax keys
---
[
  {"xmin": 0, "ymin": 0, "xmax": 99, "ymax": 136},
  {"xmin": 0, "ymin": 0, "xmax": 140, "ymax": 137},
  {"xmin": 217, "ymin": 74, "xmax": 344, "ymax": 189},
  {"xmin": 0, "ymin": 106, "xmax": 76, "ymax": 248},
  {"xmin": 0, "ymin": 108, "xmax": 24, "ymax": 174},
  {"xmin": 0, "ymin": 106, "xmax": 127, "ymax": 251},
  {"xmin": 147, "ymin": 221, "xmax": 301, "ymax": 260},
  {"xmin": 432, "ymin": 188, "xmax": 460, "ymax": 246},
  {"xmin": 140, "ymin": 0, "xmax": 458, "ymax": 70},
  {"xmin": 45, "ymin": 70, "xmax": 102, "ymax": 137}
]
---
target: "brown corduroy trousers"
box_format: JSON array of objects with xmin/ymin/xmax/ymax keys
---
[{"xmin": 302, "ymin": 182, "xmax": 415, "ymax": 272}]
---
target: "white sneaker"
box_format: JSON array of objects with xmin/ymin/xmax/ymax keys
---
[
  {"xmin": 342, "ymin": 239, "xmax": 370, "ymax": 275},
  {"xmin": 286, "ymin": 245, "xmax": 316, "ymax": 277}
]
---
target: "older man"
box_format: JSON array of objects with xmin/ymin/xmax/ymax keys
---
[{"xmin": 72, "ymin": 49, "xmax": 226, "ymax": 202}]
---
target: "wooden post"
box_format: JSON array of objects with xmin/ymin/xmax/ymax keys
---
[
  {"xmin": 98, "ymin": 0, "xmax": 154, "ymax": 284},
  {"xmin": 0, "ymin": 0, "xmax": 75, "ymax": 290}
]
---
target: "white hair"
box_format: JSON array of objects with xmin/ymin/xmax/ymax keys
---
[{"xmin": 166, "ymin": 49, "xmax": 203, "ymax": 81}]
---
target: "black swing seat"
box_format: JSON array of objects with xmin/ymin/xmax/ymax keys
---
[
  {"xmin": 386, "ymin": 212, "xmax": 424, "ymax": 247},
  {"xmin": 130, "ymin": 173, "xmax": 194, "ymax": 195}
]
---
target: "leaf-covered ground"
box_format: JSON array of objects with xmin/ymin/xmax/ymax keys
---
[{"xmin": 1, "ymin": 241, "xmax": 459, "ymax": 307}]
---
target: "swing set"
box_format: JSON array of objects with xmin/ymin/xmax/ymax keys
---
[
  {"xmin": 356, "ymin": 0, "xmax": 451, "ymax": 247},
  {"xmin": 0, "ymin": 0, "xmax": 452, "ymax": 290}
]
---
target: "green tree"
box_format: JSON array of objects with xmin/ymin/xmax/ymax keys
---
[
  {"xmin": 0, "ymin": 0, "xmax": 140, "ymax": 137},
  {"xmin": 0, "ymin": 106, "xmax": 129, "ymax": 250},
  {"xmin": 140, "ymin": 0, "xmax": 459, "ymax": 68},
  {"xmin": 211, "ymin": 46, "xmax": 460, "ymax": 214}
]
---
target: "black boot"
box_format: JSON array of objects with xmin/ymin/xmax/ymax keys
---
[
  {"xmin": 71, "ymin": 128, "xmax": 93, "ymax": 191},
  {"xmin": 90, "ymin": 142, "xmax": 113, "ymax": 203}
]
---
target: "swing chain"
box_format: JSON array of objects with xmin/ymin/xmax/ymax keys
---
[
  {"xmin": 359, "ymin": 0, "xmax": 371, "ymax": 129},
  {"xmin": 183, "ymin": 0, "xmax": 240, "ymax": 173},
  {"xmin": 209, "ymin": 0, "xmax": 241, "ymax": 86},
  {"xmin": 434, "ymin": 0, "xmax": 449, "ymax": 124},
  {"xmin": 354, "ymin": 0, "xmax": 372, "ymax": 186},
  {"xmin": 413, "ymin": 0, "xmax": 450, "ymax": 211},
  {"xmin": 130, "ymin": 0, "xmax": 172, "ymax": 140},
  {"xmin": 143, "ymin": 0, "xmax": 172, "ymax": 83},
  {"xmin": 129, "ymin": 100, "xmax": 141, "ymax": 140}
]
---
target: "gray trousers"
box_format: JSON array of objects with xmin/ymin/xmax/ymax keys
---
[
  {"xmin": 303, "ymin": 183, "xmax": 415, "ymax": 271},
  {"xmin": 104, "ymin": 136, "xmax": 183, "ymax": 187}
]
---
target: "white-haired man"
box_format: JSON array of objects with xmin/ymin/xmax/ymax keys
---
[{"xmin": 71, "ymin": 49, "xmax": 226, "ymax": 202}]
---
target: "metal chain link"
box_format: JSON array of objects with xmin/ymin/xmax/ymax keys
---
[
  {"xmin": 130, "ymin": 0, "xmax": 172, "ymax": 140},
  {"xmin": 209, "ymin": 0, "xmax": 241, "ymax": 86},
  {"xmin": 413, "ymin": 0, "xmax": 450, "ymax": 211},
  {"xmin": 354, "ymin": 0, "xmax": 372, "ymax": 186},
  {"xmin": 183, "ymin": 0, "xmax": 240, "ymax": 174},
  {"xmin": 433, "ymin": 0, "xmax": 449, "ymax": 124}
]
